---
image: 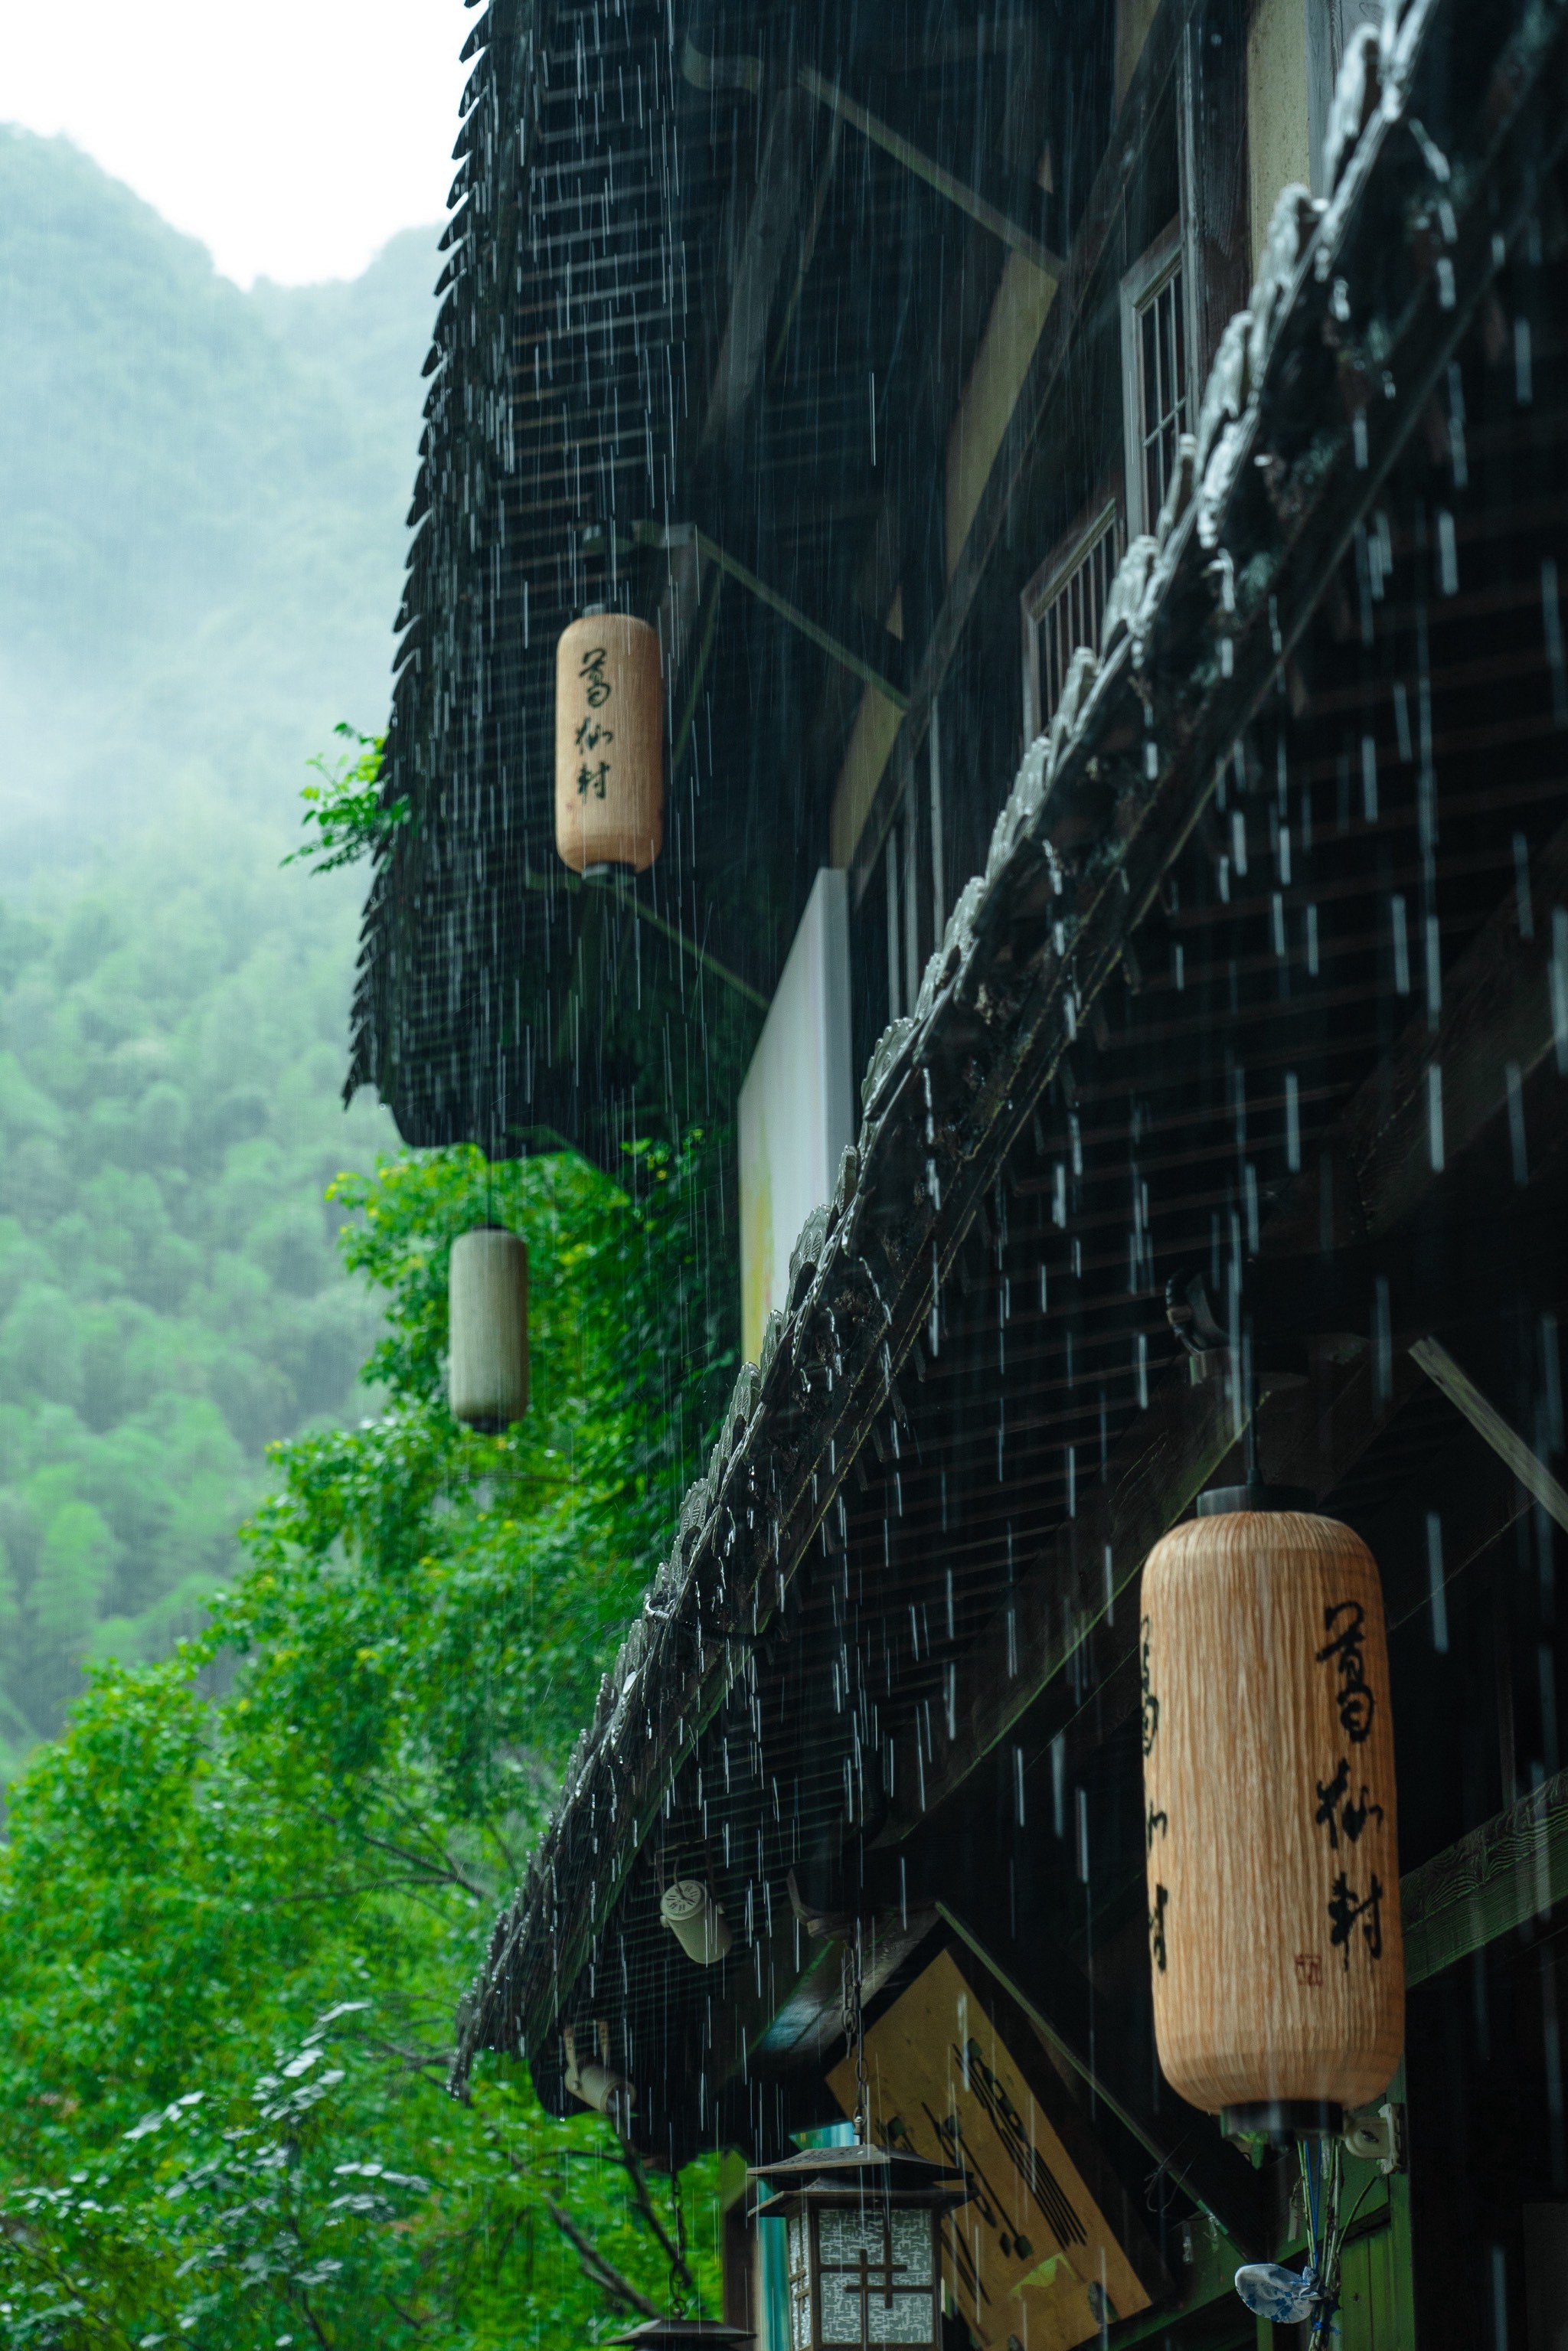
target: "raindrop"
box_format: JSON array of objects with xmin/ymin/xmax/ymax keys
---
[
  {"xmin": 1543, "ymin": 559, "xmax": 1568, "ymax": 725},
  {"xmin": 1436, "ymin": 509, "xmax": 1459, "ymax": 596},
  {"xmin": 1515, "ymin": 834, "xmax": 1537, "ymax": 939},
  {"xmin": 1390, "ymin": 895, "xmax": 1411, "ymax": 994},
  {"xmin": 1508, "ymin": 1063, "xmax": 1529, "ymax": 1186}
]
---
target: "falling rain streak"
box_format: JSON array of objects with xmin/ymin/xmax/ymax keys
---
[{"xmin": 318, "ymin": 0, "xmax": 1568, "ymax": 2344}]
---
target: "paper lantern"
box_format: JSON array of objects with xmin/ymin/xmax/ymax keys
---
[
  {"xmin": 564, "ymin": 2025, "xmax": 635, "ymax": 2132},
  {"xmin": 555, "ymin": 612, "xmax": 664, "ymax": 873},
  {"xmin": 566, "ymin": 2059, "xmax": 635, "ymax": 2128},
  {"xmin": 749, "ymin": 2145, "xmax": 965, "ymax": 2351},
  {"xmin": 660, "ymin": 1878, "xmax": 732, "ymax": 1965},
  {"xmin": 448, "ymin": 1226, "xmax": 528, "ymax": 1430},
  {"xmin": 1140, "ymin": 1501, "xmax": 1403, "ymax": 2135}
]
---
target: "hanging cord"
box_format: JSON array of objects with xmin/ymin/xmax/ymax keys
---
[
  {"xmin": 1297, "ymin": 2134, "xmax": 1348, "ymax": 2336},
  {"xmin": 841, "ymin": 1928, "xmax": 869, "ymax": 2145},
  {"xmin": 1240, "ymin": 1316, "xmax": 1263, "ymax": 1489}
]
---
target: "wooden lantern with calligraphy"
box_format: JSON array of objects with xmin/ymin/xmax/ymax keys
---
[
  {"xmin": 448, "ymin": 1226, "xmax": 529, "ymax": 1430},
  {"xmin": 554, "ymin": 612, "xmax": 664, "ymax": 873},
  {"xmin": 749, "ymin": 2145, "xmax": 965, "ymax": 2351},
  {"xmin": 1140, "ymin": 1501, "xmax": 1403, "ymax": 2135}
]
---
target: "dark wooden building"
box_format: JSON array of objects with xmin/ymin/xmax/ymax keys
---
[{"xmin": 354, "ymin": 0, "xmax": 1568, "ymax": 2341}]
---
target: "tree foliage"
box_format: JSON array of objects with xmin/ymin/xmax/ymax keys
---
[
  {"xmin": 0, "ymin": 822, "xmax": 392, "ymax": 1766},
  {"xmin": 283, "ymin": 728, "xmax": 411, "ymax": 878},
  {"xmin": 0, "ymin": 1139, "xmax": 736, "ymax": 2345}
]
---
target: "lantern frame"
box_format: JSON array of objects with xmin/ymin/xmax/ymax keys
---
[
  {"xmin": 606, "ymin": 2325, "xmax": 753, "ymax": 2351},
  {"xmin": 749, "ymin": 2146, "xmax": 965, "ymax": 2351}
]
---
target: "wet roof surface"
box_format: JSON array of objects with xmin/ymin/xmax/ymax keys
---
[{"xmin": 451, "ymin": 0, "xmax": 1568, "ymax": 2173}]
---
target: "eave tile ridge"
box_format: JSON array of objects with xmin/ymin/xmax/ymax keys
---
[
  {"xmin": 448, "ymin": 0, "xmax": 1568, "ymax": 2095},
  {"xmin": 349, "ymin": 0, "xmax": 544, "ymax": 1102}
]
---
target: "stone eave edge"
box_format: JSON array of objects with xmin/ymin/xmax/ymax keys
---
[{"xmin": 449, "ymin": 0, "xmax": 1566, "ymax": 2095}]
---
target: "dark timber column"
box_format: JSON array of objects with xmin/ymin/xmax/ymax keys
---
[{"xmin": 1180, "ymin": 0, "xmax": 1252, "ymax": 386}]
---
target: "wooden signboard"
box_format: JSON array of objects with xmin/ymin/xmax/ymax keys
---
[{"xmin": 827, "ymin": 1948, "xmax": 1158, "ymax": 2351}]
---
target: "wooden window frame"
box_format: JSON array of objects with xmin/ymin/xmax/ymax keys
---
[{"xmin": 1120, "ymin": 216, "xmax": 1196, "ymax": 541}]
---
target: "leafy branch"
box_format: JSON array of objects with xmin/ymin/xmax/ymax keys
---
[{"xmin": 283, "ymin": 725, "xmax": 411, "ymax": 877}]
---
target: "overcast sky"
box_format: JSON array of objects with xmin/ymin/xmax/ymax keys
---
[{"xmin": 1, "ymin": 0, "xmax": 472, "ymax": 285}]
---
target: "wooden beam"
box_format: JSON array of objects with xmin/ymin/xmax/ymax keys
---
[
  {"xmin": 795, "ymin": 68, "xmax": 1066, "ymax": 280},
  {"xmin": 880, "ymin": 1362, "xmax": 1247, "ymax": 1840},
  {"xmin": 1402, "ymin": 1766, "xmax": 1568, "ymax": 1986},
  {"xmin": 1260, "ymin": 1347, "xmax": 1429, "ymax": 1495},
  {"xmin": 634, "ymin": 521, "xmax": 910, "ymax": 710},
  {"xmin": 707, "ymin": 1901, "xmax": 937, "ymax": 2090},
  {"xmin": 700, "ymin": 91, "xmax": 816, "ymax": 446},
  {"xmin": 747, "ymin": 1906, "xmax": 938, "ymax": 2070},
  {"xmin": 1410, "ymin": 1337, "xmax": 1568, "ymax": 1537}
]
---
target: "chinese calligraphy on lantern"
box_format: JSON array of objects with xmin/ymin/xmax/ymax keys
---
[
  {"xmin": 1139, "ymin": 1616, "xmax": 1159, "ymax": 1755},
  {"xmin": 1313, "ymin": 1756, "xmax": 1384, "ymax": 1850},
  {"xmin": 1327, "ymin": 1869, "xmax": 1385, "ymax": 1967},
  {"xmin": 1312, "ymin": 1595, "xmax": 1386, "ymax": 1971},
  {"xmin": 1148, "ymin": 1881, "xmax": 1169, "ymax": 1974},
  {"xmin": 577, "ymin": 648, "xmax": 614, "ymax": 797},
  {"xmin": 1142, "ymin": 1618, "xmax": 1168, "ymax": 1971},
  {"xmin": 1315, "ymin": 1598, "xmax": 1376, "ymax": 1742}
]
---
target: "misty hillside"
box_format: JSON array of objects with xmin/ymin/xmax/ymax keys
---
[
  {"xmin": 0, "ymin": 124, "xmax": 436, "ymax": 877},
  {"xmin": 0, "ymin": 127, "xmax": 436, "ymax": 1762}
]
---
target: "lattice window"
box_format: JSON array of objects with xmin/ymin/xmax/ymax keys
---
[
  {"xmin": 1135, "ymin": 262, "xmax": 1187, "ymax": 530},
  {"xmin": 1120, "ymin": 222, "xmax": 1191, "ymax": 537}
]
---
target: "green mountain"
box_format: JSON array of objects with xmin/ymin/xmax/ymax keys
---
[
  {"xmin": 0, "ymin": 126, "xmax": 436, "ymax": 1762},
  {"xmin": 0, "ymin": 124, "xmax": 436, "ymax": 877}
]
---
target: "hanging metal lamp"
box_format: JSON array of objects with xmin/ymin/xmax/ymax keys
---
[
  {"xmin": 555, "ymin": 610, "xmax": 665, "ymax": 875},
  {"xmin": 1140, "ymin": 1472, "xmax": 1403, "ymax": 2140},
  {"xmin": 448, "ymin": 1225, "xmax": 529, "ymax": 1430},
  {"xmin": 747, "ymin": 2144, "xmax": 965, "ymax": 2351}
]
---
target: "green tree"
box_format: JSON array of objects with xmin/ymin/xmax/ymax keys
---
[
  {"xmin": 0, "ymin": 819, "xmax": 395, "ymax": 1767},
  {"xmin": 0, "ymin": 1137, "xmax": 735, "ymax": 2344}
]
